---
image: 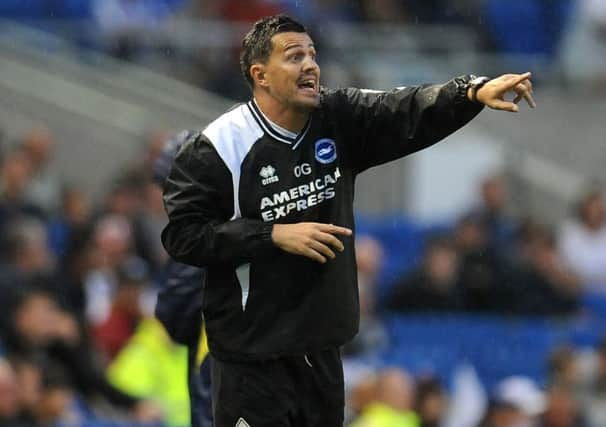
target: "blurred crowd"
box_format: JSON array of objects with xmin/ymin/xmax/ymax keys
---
[
  {"xmin": 0, "ymin": 2, "xmax": 606, "ymax": 427},
  {"xmin": 1, "ymin": 125, "xmax": 606, "ymax": 427},
  {"xmin": 341, "ymin": 175, "xmax": 606, "ymax": 426},
  {"xmin": 94, "ymin": 0, "xmax": 606, "ymax": 98},
  {"xmin": 342, "ymin": 340, "xmax": 606, "ymax": 427},
  {"xmin": 2, "ymin": 0, "xmax": 606, "ymax": 98},
  {"xmin": 380, "ymin": 174, "xmax": 597, "ymax": 317},
  {"xmin": 344, "ymin": 173, "xmax": 606, "ymax": 323},
  {"xmin": 0, "ymin": 127, "xmax": 181, "ymax": 427}
]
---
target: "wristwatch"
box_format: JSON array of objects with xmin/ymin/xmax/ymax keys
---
[{"xmin": 469, "ymin": 76, "xmax": 491, "ymax": 104}]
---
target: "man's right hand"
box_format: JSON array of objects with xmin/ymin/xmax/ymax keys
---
[{"xmin": 271, "ymin": 222, "xmax": 353, "ymax": 264}]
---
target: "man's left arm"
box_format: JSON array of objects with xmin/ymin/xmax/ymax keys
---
[{"xmin": 325, "ymin": 72, "xmax": 534, "ymax": 173}]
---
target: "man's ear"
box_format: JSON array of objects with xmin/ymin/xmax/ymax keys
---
[{"xmin": 250, "ymin": 64, "xmax": 269, "ymax": 88}]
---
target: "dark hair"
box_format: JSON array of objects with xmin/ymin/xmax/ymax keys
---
[
  {"xmin": 240, "ymin": 15, "xmax": 307, "ymax": 88},
  {"xmin": 575, "ymin": 188, "xmax": 603, "ymax": 222},
  {"xmin": 424, "ymin": 234, "xmax": 455, "ymax": 253},
  {"xmin": 152, "ymin": 130, "xmax": 194, "ymax": 186},
  {"xmin": 548, "ymin": 346, "xmax": 575, "ymax": 375}
]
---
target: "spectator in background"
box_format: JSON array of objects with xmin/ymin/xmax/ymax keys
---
[
  {"xmin": 506, "ymin": 227, "xmax": 580, "ymax": 316},
  {"xmin": 2, "ymin": 287, "xmax": 162, "ymax": 425},
  {"xmin": 53, "ymin": 226, "xmax": 96, "ymax": 320},
  {"xmin": 351, "ymin": 368, "xmax": 420, "ymax": 427},
  {"xmin": 27, "ymin": 362, "xmax": 74, "ymax": 427},
  {"xmin": 10, "ymin": 356, "xmax": 43, "ymax": 427},
  {"xmin": 133, "ymin": 132, "xmax": 175, "ymax": 267},
  {"xmin": 0, "ymin": 358, "xmax": 23, "ymax": 427},
  {"xmin": 547, "ymin": 346, "xmax": 580, "ymax": 391},
  {"xmin": 83, "ymin": 214, "xmax": 138, "ymax": 325},
  {"xmin": 19, "ymin": 127, "xmax": 61, "ymax": 218},
  {"xmin": 94, "ymin": 258, "xmax": 150, "ymax": 362},
  {"xmin": 107, "ymin": 316, "xmax": 190, "ymax": 427},
  {"xmin": 540, "ymin": 384, "xmax": 587, "ymax": 427},
  {"xmin": 455, "ymin": 214, "xmax": 504, "ymax": 313},
  {"xmin": 10, "ymin": 355, "xmax": 80, "ymax": 427},
  {"xmin": 478, "ymin": 376, "xmax": 546, "ymax": 427},
  {"xmin": 152, "ymin": 129, "xmax": 212, "ymax": 427},
  {"xmin": 1, "ymin": 288, "xmax": 79, "ymax": 366},
  {"xmin": 348, "ymin": 374, "xmax": 381, "ymax": 425},
  {"xmin": 104, "ymin": 135, "xmax": 171, "ymax": 271},
  {"xmin": 47, "ymin": 186, "xmax": 91, "ymax": 262},
  {"xmin": 385, "ymin": 235, "xmax": 463, "ymax": 313},
  {"xmin": 11, "ymin": 356, "xmax": 158, "ymax": 427},
  {"xmin": 559, "ymin": 189, "xmax": 606, "ymax": 292},
  {"xmin": 509, "ymin": 218, "xmax": 548, "ymax": 267},
  {"xmin": 103, "ymin": 176, "xmax": 165, "ymax": 272},
  {"xmin": 138, "ymin": 179, "xmax": 170, "ymax": 269},
  {"xmin": 83, "ymin": 216, "xmax": 121, "ymax": 313},
  {"xmin": 467, "ymin": 174, "xmax": 516, "ymax": 255},
  {"xmin": 2, "ymin": 218, "xmax": 55, "ymax": 284},
  {"xmin": 0, "ymin": 148, "xmax": 42, "ymax": 233},
  {"xmin": 415, "ymin": 376, "xmax": 447, "ymax": 427},
  {"xmin": 0, "ymin": 216, "xmax": 65, "ymax": 314},
  {"xmin": 343, "ymin": 235, "xmax": 388, "ymax": 356},
  {"xmin": 577, "ymin": 337, "xmax": 606, "ymax": 427},
  {"xmin": 140, "ymin": 130, "xmax": 172, "ymax": 180}
]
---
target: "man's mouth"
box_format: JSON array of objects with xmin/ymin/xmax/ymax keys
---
[{"xmin": 297, "ymin": 77, "xmax": 317, "ymax": 93}]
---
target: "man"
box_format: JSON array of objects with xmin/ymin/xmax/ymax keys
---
[
  {"xmin": 385, "ymin": 235, "xmax": 463, "ymax": 313},
  {"xmin": 153, "ymin": 130, "xmax": 212, "ymax": 427},
  {"xmin": 161, "ymin": 14, "xmax": 535, "ymax": 427},
  {"xmin": 479, "ymin": 376, "xmax": 546, "ymax": 427}
]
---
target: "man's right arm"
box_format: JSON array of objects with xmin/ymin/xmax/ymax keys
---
[{"xmin": 161, "ymin": 133, "xmax": 274, "ymax": 267}]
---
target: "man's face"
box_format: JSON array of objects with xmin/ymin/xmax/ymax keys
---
[{"xmin": 258, "ymin": 32, "xmax": 320, "ymax": 110}]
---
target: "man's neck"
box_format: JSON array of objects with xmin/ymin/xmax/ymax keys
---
[{"xmin": 253, "ymin": 91, "xmax": 310, "ymax": 134}]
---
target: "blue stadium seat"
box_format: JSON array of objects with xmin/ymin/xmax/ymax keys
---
[
  {"xmin": 0, "ymin": 0, "xmax": 91, "ymax": 19},
  {"xmin": 484, "ymin": 0, "xmax": 573, "ymax": 58},
  {"xmin": 378, "ymin": 314, "xmax": 585, "ymax": 391},
  {"xmin": 581, "ymin": 291, "xmax": 606, "ymax": 319}
]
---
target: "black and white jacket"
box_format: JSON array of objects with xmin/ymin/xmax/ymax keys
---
[{"xmin": 161, "ymin": 76, "xmax": 483, "ymax": 361}]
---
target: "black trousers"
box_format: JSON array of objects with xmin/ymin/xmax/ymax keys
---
[{"xmin": 210, "ymin": 348, "xmax": 344, "ymax": 427}]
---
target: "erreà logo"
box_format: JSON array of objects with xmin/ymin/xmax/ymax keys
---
[
  {"xmin": 315, "ymin": 138, "xmax": 337, "ymax": 164},
  {"xmin": 260, "ymin": 165, "xmax": 279, "ymax": 186},
  {"xmin": 236, "ymin": 418, "xmax": 251, "ymax": 427}
]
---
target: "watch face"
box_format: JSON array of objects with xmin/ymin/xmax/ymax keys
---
[{"xmin": 471, "ymin": 76, "xmax": 490, "ymax": 85}]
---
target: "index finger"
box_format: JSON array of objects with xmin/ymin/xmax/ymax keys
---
[{"xmin": 510, "ymin": 72, "xmax": 532, "ymax": 87}]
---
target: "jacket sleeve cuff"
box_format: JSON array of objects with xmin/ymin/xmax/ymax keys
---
[
  {"xmin": 451, "ymin": 75, "xmax": 486, "ymax": 115},
  {"xmin": 260, "ymin": 223, "xmax": 274, "ymax": 247}
]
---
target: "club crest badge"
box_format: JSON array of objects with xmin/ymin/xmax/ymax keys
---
[{"xmin": 315, "ymin": 138, "xmax": 337, "ymax": 164}]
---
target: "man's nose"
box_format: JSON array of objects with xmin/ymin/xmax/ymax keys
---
[{"xmin": 302, "ymin": 56, "xmax": 319, "ymax": 73}]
